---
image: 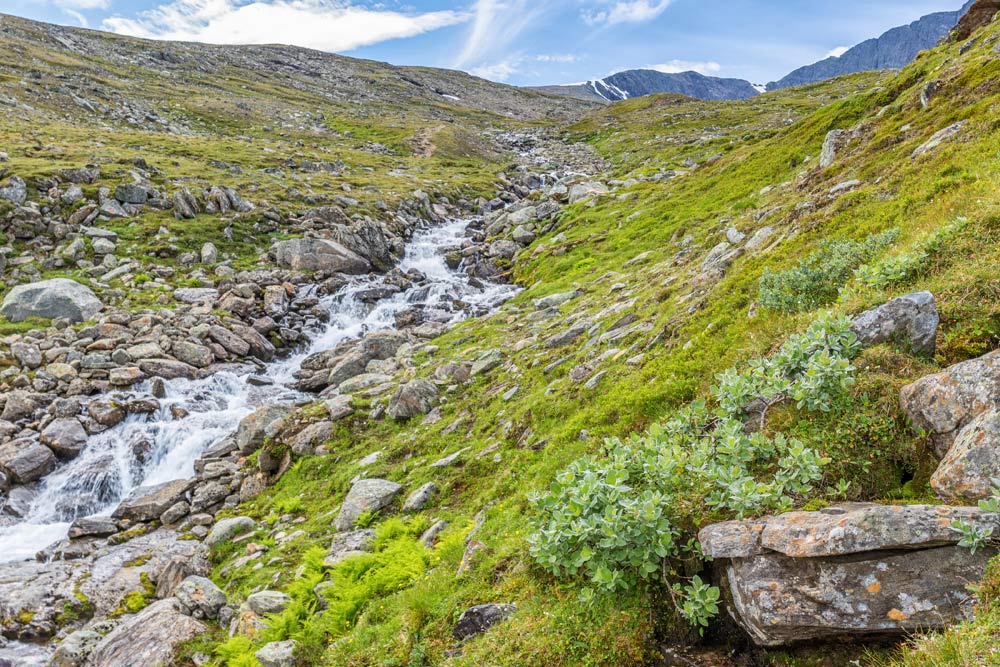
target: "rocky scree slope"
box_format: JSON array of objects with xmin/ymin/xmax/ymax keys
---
[{"xmin": 5, "ymin": 8, "xmax": 1000, "ymax": 667}]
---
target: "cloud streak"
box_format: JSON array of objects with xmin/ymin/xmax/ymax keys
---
[
  {"xmin": 583, "ymin": 0, "xmax": 672, "ymax": 27},
  {"xmin": 453, "ymin": 0, "xmax": 550, "ymax": 68},
  {"xmin": 102, "ymin": 0, "xmax": 465, "ymax": 52},
  {"xmin": 648, "ymin": 59, "xmax": 721, "ymax": 75}
]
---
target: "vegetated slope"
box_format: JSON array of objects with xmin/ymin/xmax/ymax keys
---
[
  {"xmin": 185, "ymin": 11, "xmax": 1000, "ymax": 667},
  {"xmin": 766, "ymin": 0, "xmax": 974, "ymax": 90},
  {"xmin": 535, "ymin": 69, "xmax": 759, "ymax": 103}
]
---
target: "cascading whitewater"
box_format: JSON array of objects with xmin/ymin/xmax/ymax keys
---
[{"xmin": 0, "ymin": 218, "xmax": 518, "ymax": 563}]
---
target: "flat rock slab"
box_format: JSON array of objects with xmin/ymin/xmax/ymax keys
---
[
  {"xmin": 112, "ymin": 478, "xmax": 195, "ymax": 521},
  {"xmin": 700, "ymin": 503, "xmax": 998, "ymax": 559},
  {"xmin": 724, "ymin": 545, "xmax": 992, "ymax": 646},
  {"xmin": 335, "ymin": 479, "xmax": 402, "ymax": 531}
]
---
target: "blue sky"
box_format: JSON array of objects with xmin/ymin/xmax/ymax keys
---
[{"xmin": 4, "ymin": 1, "xmax": 967, "ymax": 86}]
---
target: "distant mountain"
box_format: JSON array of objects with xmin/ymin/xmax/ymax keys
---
[
  {"xmin": 534, "ymin": 69, "xmax": 760, "ymax": 103},
  {"xmin": 767, "ymin": 1, "xmax": 974, "ymax": 91}
]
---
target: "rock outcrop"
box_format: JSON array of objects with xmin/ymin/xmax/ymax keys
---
[
  {"xmin": 699, "ymin": 503, "xmax": 998, "ymax": 646},
  {"xmin": 0, "ymin": 278, "xmax": 102, "ymax": 323}
]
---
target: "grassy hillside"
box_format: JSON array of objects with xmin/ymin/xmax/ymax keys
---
[{"xmin": 183, "ymin": 13, "xmax": 1000, "ymax": 667}]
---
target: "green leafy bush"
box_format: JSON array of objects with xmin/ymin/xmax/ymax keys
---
[
  {"xmin": 759, "ymin": 230, "xmax": 898, "ymax": 312},
  {"xmin": 852, "ymin": 218, "xmax": 968, "ymax": 290},
  {"xmin": 528, "ymin": 314, "xmax": 860, "ymax": 629}
]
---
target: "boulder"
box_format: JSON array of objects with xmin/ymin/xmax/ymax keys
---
[
  {"xmin": 173, "ymin": 188, "xmax": 200, "ymax": 220},
  {"xmin": 931, "ymin": 408, "xmax": 1000, "ymax": 501},
  {"xmin": 850, "ymin": 291, "xmax": 938, "ymax": 355},
  {"xmin": 452, "ymin": 604, "xmax": 517, "ymax": 641},
  {"xmin": 112, "ymin": 478, "xmax": 194, "ymax": 522},
  {"xmin": 173, "ymin": 288, "xmax": 219, "ymax": 304},
  {"xmin": 235, "ymin": 405, "xmax": 294, "ymax": 454},
  {"xmin": 699, "ymin": 504, "xmax": 999, "ymax": 646},
  {"xmin": 819, "ymin": 129, "xmax": 845, "ymax": 168},
  {"xmin": 335, "ymin": 478, "xmax": 402, "ymax": 531},
  {"xmin": 387, "ymin": 379, "xmax": 437, "ymax": 420},
  {"xmin": 171, "ymin": 341, "xmax": 214, "ymax": 368},
  {"xmin": 0, "ymin": 175, "xmax": 27, "ymax": 205},
  {"xmin": 138, "ymin": 358, "xmax": 199, "ymax": 380},
  {"xmin": 325, "ymin": 529, "xmax": 375, "ymax": 567},
  {"xmin": 272, "ymin": 238, "xmax": 370, "ymax": 274},
  {"xmin": 0, "ymin": 439, "xmax": 56, "ymax": 483},
  {"xmin": 175, "ymin": 575, "xmax": 227, "ymax": 619},
  {"xmin": 567, "ymin": 181, "xmax": 608, "ymax": 204},
  {"xmin": 403, "ymin": 482, "xmax": 438, "ymax": 512},
  {"xmin": 84, "ymin": 598, "xmax": 206, "ymax": 667},
  {"xmin": 246, "ymin": 590, "xmax": 290, "ymax": 615},
  {"xmin": 204, "ymin": 516, "xmax": 255, "ymax": 548},
  {"xmin": 40, "ymin": 418, "xmax": 88, "ymax": 459},
  {"xmin": 50, "ymin": 629, "xmax": 102, "ymax": 667},
  {"xmin": 255, "ymin": 640, "xmax": 297, "ymax": 667},
  {"xmin": 0, "ymin": 278, "xmax": 102, "ymax": 323},
  {"xmin": 900, "ymin": 349, "xmax": 1000, "ymax": 457}
]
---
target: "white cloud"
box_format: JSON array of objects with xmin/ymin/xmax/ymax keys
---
[
  {"xmin": 470, "ymin": 60, "xmax": 519, "ymax": 82},
  {"xmin": 64, "ymin": 9, "xmax": 90, "ymax": 26},
  {"xmin": 535, "ymin": 53, "xmax": 579, "ymax": 63},
  {"xmin": 102, "ymin": 0, "xmax": 465, "ymax": 52},
  {"xmin": 583, "ymin": 0, "xmax": 671, "ymax": 27},
  {"xmin": 648, "ymin": 59, "xmax": 721, "ymax": 75},
  {"xmin": 825, "ymin": 46, "xmax": 849, "ymax": 58},
  {"xmin": 453, "ymin": 0, "xmax": 550, "ymax": 67}
]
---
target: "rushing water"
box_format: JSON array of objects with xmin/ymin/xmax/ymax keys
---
[{"xmin": 0, "ymin": 218, "xmax": 518, "ymax": 564}]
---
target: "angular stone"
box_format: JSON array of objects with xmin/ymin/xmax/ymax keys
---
[
  {"xmin": 452, "ymin": 603, "xmax": 517, "ymax": 640},
  {"xmin": 112, "ymin": 478, "xmax": 194, "ymax": 522},
  {"xmin": 68, "ymin": 516, "xmax": 118, "ymax": 539},
  {"xmin": 138, "ymin": 358, "xmax": 200, "ymax": 380},
  {"xmin": 171, "ymin": 341, "xmax": 214, "ymax": 368},
  {"xmin": 49, "ymin": 629, "xmax": 102, "ymax": 667},
  {"xmin": 0, "ymin": 439, "xmax": 56, "ymax": 483},
  {"xmin": 932, "ymin": 408, "xmax": 1000, "ymax": 501},
  {"xmin": 335, "ymin": 478, "xmax": 402, "ymax": 531},
  {"xmin": 235, "ymin": 405, "xmax": 294, "ymax": 454},
  {"xmin": 40, "ymin": 417, "xmax": 88, "ymax": 459},
  {"xmin": 851, "ymin": 291, "xmax": 938, "ymax": 355},
  {"xmin": 722, "ymin": 545, "xmax": 991, "ymax": 646},
  {"xmin": 325, "ymin": 529, "xmax": 375, "ymax": 567},
  {"xmin": 175, "ymin": 575, "xmax": 227, "ymax": 619},
  {"xmin": 403, "ymin": 482, "xmax": 438, "ymax": 512},
  {"xmin": 387, "ymin": 379, "xmax": 437, "ymax": 420},
  {"xmin": 256, "ymin": 640, "xmax": 297, "ymax": 667},
  {"xmin": 900, "ymin": 349, "xmax": 1000, "ymax": 457},
  {"xmin": 85, "ymin": 598, "xmax": 205, "ymax": 667},
  {"xmin": 208, "ymin": 325, "xmax": 250, "ymax": 357},
  {"xmin": 173, "ymin": 287, "xmax": 219, "ymax": 304}
]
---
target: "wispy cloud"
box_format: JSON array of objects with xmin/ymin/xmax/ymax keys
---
[
  {"xmin": 583, "ymin": 0, "xmax": 672, "ymax": 27},
  {"xmin": 470, "ymin": 60, "xmax": 520, "ymax": 81},
  {"xmin": 102, "ymin": 0, "xmax": 466, "ymax": 52},
  {"xmin": 648, "ymin": 59, "xmax": 721, "ymax": 75},
  {"xmin": 64, "ymin": 9, "xmax": 90, "ymax": 26},
  {"xmin": 453, "ymin": 0, "xmax": 550, "ymax": 68},
  {"xmin": 825, "ymin": 46, "xmax": 850, "ymax": 58},
  {"xmin": 535, "ymin": 53, "xmax": 580, "ymax": 64},
  {"xmin": 54, "ymin": 0, "xmax": 110, "ymax": 8}
]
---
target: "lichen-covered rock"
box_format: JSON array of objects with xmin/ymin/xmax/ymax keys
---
[
  {"xmin": 699, "ymin": 504, "xmax": 999, "ymax": 646},
  {"xmin": 335, "ymin": 478, "xmax": 402, "ymax": 530},
  {"xmin": 0, "ymin": 278, "xmax": 102, "ymax": 323},
  {"xmin": 175, "ymin": 575, "xmax": 227, "ymax": 619},
  {"xmin": 387, "ymin": 379, "xmax": 437, "ymax": 420},
  {"xmin": 246, "ymin": 590, "xmax": 290, "ymax": 615},
  {"xmin": 50, "ymin": 629, "xmax": 101, "ymax": 667},
  {"xmin": 85, "ymin": 598, "xmax": 206, "ymax": 667},
  {"xmin": 850, "ymin": 291, "xmax": 938, "ymax": 355},
  {"xmin": 204, "ymin": 516, "xmax": 255, "ymax": 547},
  {"xmin": 112, "ymin": 478, "xmax": 194, "ymax": 522},
  {"xmin": 0, "ymin": 438, "xmax": 56, "ymax": 483},
  {"xmin": 235, "ymin": 405, "xmax": 294, "ymax": 454},
  {"xmin": 932, "ymin": 408, "xmax": 1000, "ymax": 501},
  {"xmin": 900, "ymin": 349, "xmax": 1000, "ymax": 457},
  {"xmin": 255, "ymin": 640, "xmax": 297, "ymax": 667}
]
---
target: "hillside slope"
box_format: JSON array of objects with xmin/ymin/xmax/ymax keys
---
[{"xmin": 1, "ymin": 7, "xmax": 1000, "ymax": 667}]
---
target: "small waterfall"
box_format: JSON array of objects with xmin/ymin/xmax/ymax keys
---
[{"xmin": 0, "ymin": 218, "xmax": 518, "ymax": 563}]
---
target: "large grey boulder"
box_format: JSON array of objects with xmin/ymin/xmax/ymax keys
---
[
  {"xmin": 932, "ymin": 408, "xmax": 1000, "ymax": 501},
  {"xmin": 0, "ymin": 278, "xmax": 102, "ymax": 323},
  {"xmin": 0, "ymin": 438, "xmax": 56, "ymax": 483},
  {"xmin": 112, "ymin": 478, "xmax": 194, "ymax": 522},
  {"xmin": 235, "ymin": 404, "xmax": 294, "ymax": 454},
  {"xmin": 819, "ymin": 129, "xmax": 845, "ymax": 168},
  {"xmin": 335, "ymin": 478, "xmax": 402, "ymax": 531},
  {"xmin": 40, "ymin": 418, "xmax": 88, "ymax": 459},
  {"xmin": 175, "ymin": 575, "xmax": 227, "ymax": 619},
  {"xmin": 246, "ymin": 590, "xmax": 290, "ymax": 615},
  {"xmin": 84, "ymin": 598, "xmax": 206, "ymax": 667},
  {"xmin": 255, "ymin": 640, "xmax": 297, "ymax": 667},
  {"xmin": 900, "ymin": 349, "xmax": 1000, "ymax": 457},
  {"xmin": 387, "ymin": 379, "xmax": 437, "ymax": 420},
  {"xmin": 850, "ymin": 291, "xmax": 938, "ymax": 355},
  {"xmin": 0, "ymin": 175, "xmax": 26, "ymax": 205},
  {"xmin": 204, "ymin": 516, "xmax": 255, "ymax": 548},
  {"xmin": 699, "ymin": 503, "xmax": 998, "ymax": 646},
  {"xmin": 273, "ymin": 238, "xmax": 370, "ymax": 274}
]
